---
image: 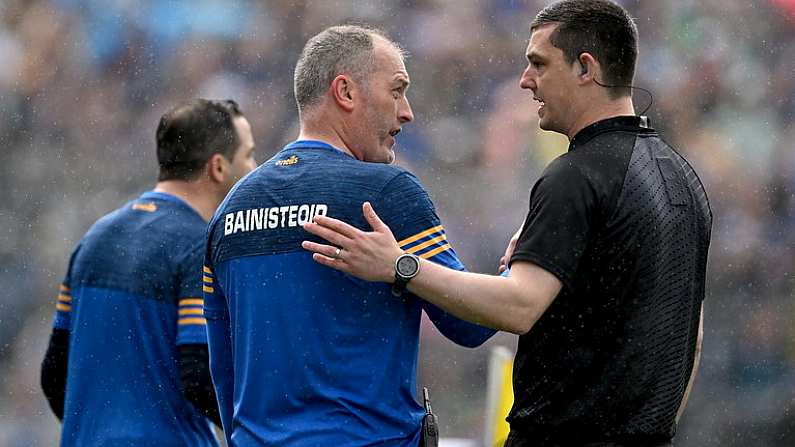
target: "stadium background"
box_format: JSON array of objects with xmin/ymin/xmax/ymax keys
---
[{"xmin": 2, "ymin": 0, "xmax": 795, "ymax": 445}]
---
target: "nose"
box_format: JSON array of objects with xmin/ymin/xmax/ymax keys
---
[
  {"xmin": 519, "ymin": 65, "xmax": 535, "ymax": 91},
  {"xmin": 398, "ymin": 96, "xmax": 414, "ymax": 124}
]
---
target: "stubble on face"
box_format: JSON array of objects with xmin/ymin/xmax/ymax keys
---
[
  {"xmin": 357, "ymin": 40, "xmax": 409, "ymax": 164},
  {"xmin": 225, "ymin": 116, "xmax": 256, "ymax": 189},
  {"xmin": 524, "ymin": 24, "xmax": 576, "ymax": 136}
]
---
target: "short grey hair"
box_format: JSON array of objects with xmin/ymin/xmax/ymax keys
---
[{"xmin": 293, "ymin": 25, "xmax": 403, "ymax": 112}]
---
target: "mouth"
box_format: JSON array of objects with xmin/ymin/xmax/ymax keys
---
[
  {"xmin": 389, "ymin": 128, "xmax": 401, "ymax": 137},
  {"xmin": 533, "ymin": 96, "xmax": 545, "ymax": 106}
]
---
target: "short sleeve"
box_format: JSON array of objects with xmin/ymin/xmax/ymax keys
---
[
  {"xmin": 52, "ymin": 245, "xmax": 81, "ymax": 331},
  {"xmin": 175, "ymin": 242, "xmax": 209, "ymax": 345},
  {"xmin": 510, "ymin": 156, "xmax": 599, "ymax": 291},
  {"xmin": 376, "ymin": 171, "xmax": 496, "ymax": 347},
  {"xmin": 375, "ymin": 172, "xmax": 464, "ymax": 271}
]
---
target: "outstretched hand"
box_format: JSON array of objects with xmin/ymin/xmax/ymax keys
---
[{"xmin": 302, "ymin": 202, "xmax": 403, "ymax": 283}]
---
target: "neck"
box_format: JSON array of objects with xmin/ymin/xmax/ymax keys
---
[
  {"xmin": 153, "ymin": 180, "xmax": 220, "ymax": 222},
  {"xmin": 566, "ymin": 96, "xmax": 636, "ymax": 140},
  {"xmin": 297, "ymin": 108, "xmax": 357, "ymax": 159}
]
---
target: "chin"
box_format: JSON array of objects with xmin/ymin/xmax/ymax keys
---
[
  {"xmin": 538, "ymin": 119, "xmax": 560, "ymax": 134},
  {"xmin": 364, "ymin": 150, "xmax": 394, "ymax": 164},
  {"xmin": 378, "ymin": 145, "xmax": 396, "ymax": 164},
  {"xmin": 538, "ymin": 118, "xmax": 551, "ymax": 131}
]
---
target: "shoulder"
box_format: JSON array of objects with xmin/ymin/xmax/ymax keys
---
[
  {"xmin": 344, "ymin": 162, "xmax": 417, "ymax": 193},
  {"xmin": 80, "ymin": 201, "xmax": 136, "ymax": 241},
  {"xmin": 378, "ymin": 165, "xmax": 428, "ymax": 194},
  {"xmin": 538, "ymin": 153, "xmax": 590, "ymax": 187},
  {"xmin": 89, "ymin": 199, "xmax": 204, "ymax": 254}
]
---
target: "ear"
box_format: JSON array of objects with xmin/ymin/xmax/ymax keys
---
[
  {"xmin": 330, "ymin": 74, "xmax": 356, "ymax": 112},
  {"xmin": 206, "ymin": 153, "xmax": 228, "ymax": 183},
  {"xmin": 577, "ymin": 53, "xmax": 600, "ymax": 84}
]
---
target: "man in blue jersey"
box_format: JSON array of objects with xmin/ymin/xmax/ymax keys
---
[
  {"xmin": 203, "ymin": 25, "xmax": 495, "ymax": 446},
  {"xmin": 41, "ymin": 99, "xmax": 257, "ymax": 446}
]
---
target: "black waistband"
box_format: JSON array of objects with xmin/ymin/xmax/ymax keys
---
[{"xmin": 504, "ymin": 430, "xmax": 673, "ymax": 447}]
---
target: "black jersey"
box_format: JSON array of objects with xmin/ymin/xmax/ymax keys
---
[{"xmin": 508, "ymin": 116, "xmax": 712, "ymax": 444}]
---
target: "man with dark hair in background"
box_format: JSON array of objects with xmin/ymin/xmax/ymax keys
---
[
  {"xmin": 202, "ymin": 25, "xmax": 494, "ymax": 446},
  {"xmin": 302, "ymin": 1, "xmax": 712, "ymax": 446},
  {"xmin": 41, "ymin": 99, "xmax": 256, "ymax": 446}
]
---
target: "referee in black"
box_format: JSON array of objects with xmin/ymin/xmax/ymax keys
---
[{"xmin": 301, "ymin": 1, "xmax": 713, "ymax": 446}]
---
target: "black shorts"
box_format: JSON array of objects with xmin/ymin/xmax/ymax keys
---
[{"xmin": 503, "ymin": 431, "xmax": 673, "ymax": 447}]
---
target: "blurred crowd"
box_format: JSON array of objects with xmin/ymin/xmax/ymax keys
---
[{"xmin": 2, "ymin": 0, "xmax": 795, "ymax": 445}]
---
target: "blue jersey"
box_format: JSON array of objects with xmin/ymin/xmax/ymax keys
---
[
  {"xmin": 51, "ymin": 191, "xmax": 217, "ymax": 447},
  {"xmin": 204, "ymin": 140, "xmax": 495, "ymax": 446}
]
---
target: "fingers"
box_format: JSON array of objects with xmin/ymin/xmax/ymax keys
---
[
  {"xmin": 303, "ymin": 221, "xmax": 353, "ymax": 247},
  {"xmin": 301, "ymin": 241, "xmax": 352, "ymax": 273},
  {"xmin": 301, "ymin": 241, "xmax": 338, "ymax": 257},
  {"xmin": 311, "ymin": 253, "xmax": 351, "ymax": 273},
  {"xmin": 362, "ymin": 202, "xmax": 387, "ymax": 232},
  {"xmin": 309, "ymin": 214, "xmax": 359, "ymax": 239}
]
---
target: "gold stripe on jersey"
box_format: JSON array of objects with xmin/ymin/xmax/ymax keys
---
[
  {"xmin": 56, "ymin": 303, "xmax": 71, "ymax": 312},
  {"xmin": 178, "ymin": 317, "xmax": 207, "ymax": 326},
  {"xmin": 405, "ymin": 234, "xmax": 447, "ymax": 254},
  {"xmin": 398, "ymin": 225, "xmax": 444, "ymax": 247},
  {"xmin": 419, "ymin": 244, "xmax": 452, "ymax": 259}
]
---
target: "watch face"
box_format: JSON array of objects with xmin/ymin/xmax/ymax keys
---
[{"xmin": 397, "ymin": 255, "xmax": 419, "ymax": 277}]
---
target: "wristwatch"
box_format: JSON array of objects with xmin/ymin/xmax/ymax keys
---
[{"xmin": 392, "ymin": 253, "xmax": 420, "ymax": 297}]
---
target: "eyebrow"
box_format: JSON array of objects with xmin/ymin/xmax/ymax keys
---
[
  {"xmin": 526, "ymin": 52, "xmax": 541, "ymax": 62},
  {"xmin": 393, "ymin": 75, "xmax": 410, "ymax": 87}
]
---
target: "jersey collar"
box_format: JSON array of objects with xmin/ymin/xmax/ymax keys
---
[
  {"xmin": 568, "ymin": 115, "xmax": 655, "ymax": 151},
  {"xmin": 282, "ymin": 140, "xmax": 356, "ymax": 159},
  {"xmin": 139, "ymin": 191, "xmax": 203, "ymax": 219}
]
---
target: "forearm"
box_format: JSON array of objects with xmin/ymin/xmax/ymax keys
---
[
  {"xmin": 301, "ymin": 205, "xmax": 561, "ymax": 334},
  {"xmin": 408, "ymin": 260, "xmax": 556, "ymax": 334}
]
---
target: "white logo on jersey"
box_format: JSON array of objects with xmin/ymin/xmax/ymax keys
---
[{"xmin": 224, "ymin": 204, "xmax": 328, "ymax": 236}]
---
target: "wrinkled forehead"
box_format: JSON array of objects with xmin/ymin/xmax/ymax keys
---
[
  {"xmin": 527, "ymin": 23, "xmax": 558, "ymax": 54},
  {"xmin": 372, "ymin": 37, "xmax": 409, "ymax": 77}
]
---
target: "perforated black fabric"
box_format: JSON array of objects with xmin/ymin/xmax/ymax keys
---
[
  {"xmin": 508, "ymin": 116, "xmax": 712, "ymax": 444},
  {"xmin": 606, "ymin": 136, "xmax": 711, "ymax": 437}
]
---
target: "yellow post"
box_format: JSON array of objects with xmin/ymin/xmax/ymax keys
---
[{"xmin": 483, "ymin": 346, "xmax": 514, "ymax": 447}]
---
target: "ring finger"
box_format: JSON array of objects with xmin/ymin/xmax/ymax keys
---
[{"xmin": 302, "ymin": 241, "xmax": 346, "ymax": 260}]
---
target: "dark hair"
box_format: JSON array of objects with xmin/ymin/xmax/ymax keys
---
[
  {"xmin": 531, "ymin": 0, "xmax": 638, "ymax": 98},
  {"xmin": 294, "ymin": 24, "xmax": 405, "ymax": 112},
  {"xmin": 156, "ymin": 99, "xmax": 244, "ymax": 181}
]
